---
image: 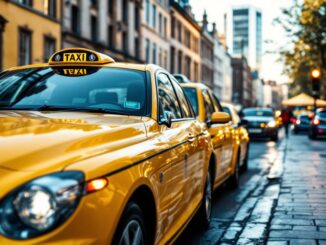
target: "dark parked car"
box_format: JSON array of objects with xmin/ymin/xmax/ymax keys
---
[
  {"xmin": 309, "ymin": 108, "xmax": 326, "ymax": 139},
  {"xmin": 293, "ymin": 114, "xmax": 311, "ymax": 134},
  {"xmin": 241, "ymin": 108, "xmax": 279, "ymax": 142}
]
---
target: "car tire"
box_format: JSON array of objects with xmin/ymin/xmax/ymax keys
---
[
  {"xmin": 229, "ymin": 156, "xmax": 240, "ymax": 189},
  {"xmin": 241, "ymin": 144, "xmax": 249, "ymax": 172},
  {"xmin": 113, "ymin": 201, "xmax": 148, "ymax": 245},
  {"xmin": 294, "ymin": 129, "xmax": 298, "ymax": 134},
  {"xmin": 196, "ymin": 170, "xmax": 213, "ymax": 229}
]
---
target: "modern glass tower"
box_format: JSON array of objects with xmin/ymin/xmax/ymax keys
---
[{"xmin": 230, "ymin": 6, "xmax": 262, "ymax": 74}]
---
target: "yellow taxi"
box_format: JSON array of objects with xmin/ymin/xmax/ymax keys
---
[
  {"xmin": 221, "ymin": 102, "xmax": 250, "ymax": 171},
  {"xmin": 0, "ymin": 48, "xmax": 229, "ymax": 244},
  {"xmin": 181, "ymin": 83, "xmax": 250, "ymax": 189}
]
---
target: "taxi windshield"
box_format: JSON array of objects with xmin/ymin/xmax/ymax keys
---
[{"xmin": 0, "ymin": 67, "xmax": 148, "ymax": 116}]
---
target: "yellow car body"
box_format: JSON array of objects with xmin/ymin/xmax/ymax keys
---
[
  {"xmin": 181, "ymin": 83, "xmax": 250, "ymax": 189},
  {"xmin": 0, "ymin": 49, "xmax": 214, "ymax": 244}
]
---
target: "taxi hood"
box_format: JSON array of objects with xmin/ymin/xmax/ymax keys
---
[{"xmin": 0, "ymin": 111, "xmax": 147, "ymax": 172}]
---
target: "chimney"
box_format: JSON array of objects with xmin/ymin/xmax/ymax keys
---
[
  {"xmin": 212, "ymin": 22, "xmax": 217, "ymax": 36},
  {"xmin": 202, "ymin": 10, "xmax": 208, "ymax": 31}
]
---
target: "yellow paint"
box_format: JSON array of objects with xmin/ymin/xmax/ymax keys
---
[
  {"xmin": 0, "ymin": 1, "xmax": 61, "ymax": 69},
  {"xmin": 0, "ymin": 53, "xmax": 212, "ymax": 244}
]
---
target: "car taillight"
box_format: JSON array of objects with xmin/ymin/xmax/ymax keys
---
[
  {"xmin": 296, "ymin": 119, "xmax": 301, "ymax": 125},
  {"xmin": 313, "ymin": 118, "xmax": 320, "ymax": 125}
]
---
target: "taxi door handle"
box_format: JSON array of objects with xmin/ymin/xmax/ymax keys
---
[{"xmin": 188, "ymin": 134, "xmax": 196, "ymax": 142}]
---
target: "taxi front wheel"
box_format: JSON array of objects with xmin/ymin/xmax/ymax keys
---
[
  {"xmin": 113, "ymin": 201, "xmax": 147, "ymax": 245},
  {"xmin": 196, "ymin": 171, "xmax": 213, "ymax": 229}
]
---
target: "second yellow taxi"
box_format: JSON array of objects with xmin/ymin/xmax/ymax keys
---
[{"xmin": 180, "ymin": 82, "xmax": 250, "ymax": 190}]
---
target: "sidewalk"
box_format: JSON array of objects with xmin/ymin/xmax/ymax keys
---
[
  {"xmin": 217, "ymin": 134, "xmax": 326, "ymax": 245},
  {"xmin": 267, "ymin": 135, "xmax": 326, "ymax": 244}
]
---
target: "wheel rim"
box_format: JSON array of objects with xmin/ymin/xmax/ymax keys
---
[
  {"xmin": 205, "ymin": 174, "xmax": 212, "ymax": 221},
  {"xmin": 119, "ymin": 219, "xmax": 144, "ymax": 245}
]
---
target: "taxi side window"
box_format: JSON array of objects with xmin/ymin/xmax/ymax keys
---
[
  {"xmin": 211, "ymin": 93, "xmax": 223, "ymax": 112},
  {"xmin": 157, "ymin": 73, "xmax": 182, "ymax": 120},
  {"xmin": 202, "ymin": 89, "xmax": 215, "ymax": 122},
  {"xmin": 170, "ymin": 77, "xmax": 193, "ymax": 119}
]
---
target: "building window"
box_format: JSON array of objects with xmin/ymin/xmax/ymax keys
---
[
  {"xmin": 178, "ymin": 50, "xmax": 182, "ymax": 73},
  {"xmin": 108, "ymin": 25, "xmax": 114, "ymax": 48},
  {"xmin": 170, "ymin": 46, "xmax": 175, "ymax": 73},
  {"xmin": 163, "ymin": 17, "xmax": 167, "ymax": 38},
  {"xmin": 123, "ymin": 31, "xmax": 128, "ymax": 53},
  {"xmin": 185, "ymin": 56, "xmax": 191, "ymax": 79},
  {"xmin": 177, "ymin": 21, "xmax": 182, "ymax": 43},
  {"xmin": 108, "ymin": 0, "xmax": 115, "ymax": 16},
  {"xmin": 152, "ymin": 43, "xmax": 157, "ymax": 64},
  {"xmin": 90, "ymin": 0, "xmax": 98, "ymax": 8},
  {"xmin": 145, "ymin": 0, "xmax": 150, "ymax": 24},
  {"xmin": 18, "ymin": 28, "xmax": 32, "ymax": 66},
  {"xmin": 134, "ymin": 37, "xmax": 140, "ymax": 59},
  {"xmin": 158, "ymin": 13, "xmax": 162, "ymax": 34},
  {"xmin": 122, "ymin": 0, "xmax": 128, "ymax": 24},
  {"xmin": 91, "ymin": 15, "xmax": 98, "ymax": 42},
  {"xmin": 158, "ymin": 48, "xmax": 162, "ymax": 66},
  {"xmin": 152, "ymin": 4, "xmax": 156, "ymax": 29},
  {"xmin": 44, "ymin": 0, "xmax": 56, "ymax": 18},
  {"xmin": 43, "ymin": 36, "xmax": 56, "ymax": 62},
  {"xmin": 135, "ymin": 5, "xmax": 140, "ymax": 31},
  {"xmin": 16, "ymin": 0, "xmax": 33, "ymax": 7},
  {"xmin": 145, "ymin": 39, "xmax": 150, "ymax": 63},
  {"xmin": 171, "ymin": 16, "xmax": 175, "ymax": 38},
  {"xmin": 194, "ymin": 62, "xmax": 198, "ymax": 82},
  {"xmin": 185, "ymin": 30, "xmax": 191, "ymax": 48},
  {"xmin": 163, "ymin": 50, "xmax": 168, "ymax": 69},
  {"xmin": 71, "ymin": 5, "xmax": 80, "ymax": 34}
]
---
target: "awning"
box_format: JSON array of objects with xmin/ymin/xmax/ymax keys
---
[{"xmin": 282, "ymin": 93, "xmax": 326, "ymax": 107}]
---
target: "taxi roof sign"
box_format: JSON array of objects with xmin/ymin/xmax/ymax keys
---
[{"xmin": 48, "ymin": 48, "xmax": 115, "ymax": 65}]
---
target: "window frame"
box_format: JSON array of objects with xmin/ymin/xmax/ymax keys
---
[
  {"xmin": 43, "ymin": 35, "xmax": 56, "ymax": 62},
  {"xmin": 18, "ymin": 27, "xmax": 32, "ymax": 66},
  {"xmin": 155, "ymin": 70, "xmax": 195, "ymax": 125},
  {"xmin": 169, "ymin": 75, "xmax": 195, "ymax": 119}
]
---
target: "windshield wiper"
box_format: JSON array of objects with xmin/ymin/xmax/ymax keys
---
[{"xmin": 34, "ymin": 105, "xmax": 130, "ymax": 116}]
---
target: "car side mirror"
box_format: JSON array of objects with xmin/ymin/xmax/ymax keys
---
[
  {"xmin": 162, "ymin": 111, "xmax": 173, "ymax": 128},
  {"xmin": 210, "ymin": 112, "xmax": 231, "ymax": 124}
]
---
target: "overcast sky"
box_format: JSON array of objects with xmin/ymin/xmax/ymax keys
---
[{"xmin": 189, "ymin": 0, "xmax": 294, "ymax": 84}]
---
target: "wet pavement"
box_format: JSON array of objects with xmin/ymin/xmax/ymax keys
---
[{"xmin": 175, "ymin": 130, "xmax": 326, "ymax": 244}]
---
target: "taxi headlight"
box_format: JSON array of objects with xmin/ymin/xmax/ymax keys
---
[
  {"xmin": 0, "ymin": 171, "xmax": 84, "ymax": 240},
  {"xmin": 267, "ymin": 121, "xmax": 276, "ymax": 128}
]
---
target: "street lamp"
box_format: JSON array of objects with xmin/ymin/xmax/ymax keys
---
[{"xmin": 311, "ymin": 68, "xmax": 321, "ymax": 112}]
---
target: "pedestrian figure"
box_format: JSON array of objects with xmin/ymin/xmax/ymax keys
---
[{"xmin": 281, "ymin": 107, "xmax": 293, "ymax": 137}]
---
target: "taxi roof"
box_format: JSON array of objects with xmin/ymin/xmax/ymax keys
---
[{"xmin": 180, "ymin": 82, "xmax": 210, "ymax": 91}]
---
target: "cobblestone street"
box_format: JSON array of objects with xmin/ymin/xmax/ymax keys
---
[{"xmin": 176, "ymin": 131, "xmax": 326, "ymax": 244}]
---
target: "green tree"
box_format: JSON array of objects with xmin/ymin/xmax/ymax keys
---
[{"xmin": 277, "ymin": 0, "xmax": 326, "ymax": 99}]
